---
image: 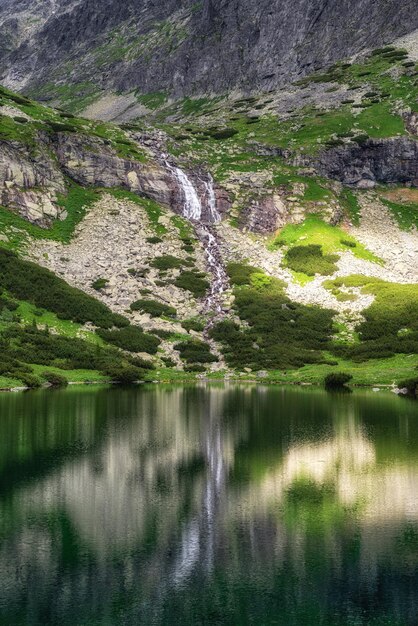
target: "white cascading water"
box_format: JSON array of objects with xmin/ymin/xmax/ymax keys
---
[
  {"xmin": 165, "ymin": 160, "xmax": 228, "ymax": 319},
  {"xmin": 165, "ymin": 161, "xmax": 202, "ymax": 220},
  {"xmin": 204, "ymin": 174, "xmax": 221, "ymax": 224}
]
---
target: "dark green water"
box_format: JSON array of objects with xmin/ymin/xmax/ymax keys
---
[{"xmin": 0, "ymin": 385, "xmax": 417, "ymax": 626}]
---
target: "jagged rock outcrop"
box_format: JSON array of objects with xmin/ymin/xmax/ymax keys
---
[
  {"xmin": 0, "ymin": 128, "xmax": 230, "ymax": 226},
  {"xmin": 311, "ymin": 137, "xmax": 418, "ymax": 188},
  {"xmin": 1, "ymin": 0, "xmax": 417, "ymax": 100},
  {"xmin": 241, "ymin": 195, "xmax": 289, "ymax": 234},
  {"xmin": 0, "ymin": 139, "xmax": 66, "ymax": 225}
]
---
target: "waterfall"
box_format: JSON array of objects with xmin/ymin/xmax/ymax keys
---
[
  {"xmin": 165, "ymin": 162, "xmax": 202, "ymax": 220},
  {"xmin": 165, "ymin": 159, "xmax": 229, "ymax": 318},
  {"xmin": 204, "ymin": 175, "xmax": 221, "ymax": 224}
]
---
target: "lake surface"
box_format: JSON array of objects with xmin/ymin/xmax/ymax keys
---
[{"xmin": 0, "ymin": 385, "xmax": 417, "ymax": 625}]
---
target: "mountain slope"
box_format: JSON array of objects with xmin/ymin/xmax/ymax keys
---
[
  {"xmin": 1, "ymin": 0, "xmax": 418, "ymax": 105},
  {"xmin": 0, "ymin": 69, "xmax": 417, "ymax": 389}
]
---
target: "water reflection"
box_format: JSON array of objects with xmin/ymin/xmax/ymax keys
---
[{"xmin": 0, "ymin": 385, "xmax": 417, "ymax": 625}]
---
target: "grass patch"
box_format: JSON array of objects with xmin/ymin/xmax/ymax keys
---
[
  {"xmin": 381, "ymin": 198, "xmax": 418, "ymax": 231},
  {"xmin": 273, "ymin": 216, "xmax": 381, "ymax": 264},
  {"xmin": 329, "ymin": 276, "xmax": 418, "ymax": 361}
]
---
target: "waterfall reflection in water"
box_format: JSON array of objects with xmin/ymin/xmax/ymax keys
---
[{"xmin": 0, "ymin": 385, "xmax": 417, "ymax": 625}]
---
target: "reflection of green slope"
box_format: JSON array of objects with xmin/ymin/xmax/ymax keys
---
[
  {"xmin": 0, "ymin": 388, "xmax": 110, "ymax": 495},
  {"xmin": 282, "ymin": 477, "xmax": 363, "ymax": 533}
]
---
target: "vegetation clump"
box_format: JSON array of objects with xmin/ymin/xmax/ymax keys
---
[
  {"xmin": 96, "ymin": 326, "xmax": 160, "ymax": 354},
  {"xmin": 0, "ymin": 249, "xmax": 127, "ymax": 329},
  {"xmin": 285, "ymin": 245, "xmax": 339, "ymax": 276},
  {"xmin": 151, "ymin": 255, "xmax": 185, "ymax": 270},
  {"xmin": 174, "ymin": 270, "xmax": 209, "ymax": 298},
  {"xmin": 324, "ymin": 372, "xmax": 353, "ymax": 389},
  {"xmin": 174, "ymin": 340, "xmax": 218, "ymax": 364},
  {"xmin": 182, "ymin": 318, "xmax": 205, "ymax": 333},
  {"xmin": 397, "ymin": 377, "xmax": 418, "ymax": 398},
  {"xmin": 130, "ymin": 299, "xmax": 177, "ymax": 318},
  {"xmin": 330, "ymin": 277, "xmax": 418, "ymax": 361},
  {"xmin": 210, "ymin": 265, "xmax": 335, "ymax": 370},
  {"xmin": 92, "ymin": 278, "xmax": 109, "ymax": 291},
  {"xmin": 41, "ymin": 371, "xmax": 69, "ymax": 387}
]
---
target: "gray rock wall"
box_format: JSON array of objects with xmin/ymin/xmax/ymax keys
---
[{"xmin": 1, "ymin": 0, "xmax": 417, "ymax": 98}]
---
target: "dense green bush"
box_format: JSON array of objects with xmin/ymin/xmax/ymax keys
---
[
  {"xmin": 96, "ymin": 326, "xmax": 160, "ymax": 354},
  {"xmin": 130, "ymin": 299, "xmax": 176, "ymax": 318},
  {"xmin": 47, "ymin": 121, "xmax": 77, "ymax": 133},
  {"xmin": 397, "ymin": 377, "xmax": 418, "ymax": 397},
  {"xmin": 285, "ymin": 245, "xmax": 339, "ymax": 276},
  {"xmin": 162, "ymin": 357, "xmax": 176, "ymax": 368},
  {"xmin": 0, "ymin": 325, "xmax": 144, "ymax": 384},
  {"xmin": 330, "ymin": 277, "xmax": 418, "ymax": 361},
  {"xmin": 210, "ymin": 273, "xmax": 335, "ymax": 370},
  {"xmin": 227, "ymin": 262, "xmax": 261, "ymax": 286},
  {"xmin": 0, "ymin": 249, "xmax": 128, "ymax": 329},
  {"xmin": 185, "ymin": 364, "xmax": 206, "ymax": 373},
  {"xmin": 174, "ymin": 340, "xmax": 218, "ymax": 364},
  {"xmin": 206, "ymin": 128, "xmax": 238, "ymax": 140},
  {"xmin": 130, "ymin": 356, "xmax": 155, "ymax": 370},
  {"xmin": 324, "ymin": 372, "xmax": 353, "ymax": 389},
  {"xmin": 182, "ymin": 318, "xmax": 205, "ymax": 333},
  {"xmin": 340, "ymin": 239, "xmax": 356, "ymax": 248},
  {"xmin": 0, "ymin": 293, "xmax": 19, "ymax": 312},
  {"xmin": 92, "ymin": 278, "xmax": 109, "ymax": 291},
  {"xmin": 174, "ymin": 271, "xmax": 209, "ymax": 298},
  {"xmin": 101, "ymin": 365, "xmax": 143, "ymax": 384},
  {"xmin": 146, "ymin": 236, "xmax": 163, "ymax": 244},
  {"xmin": 151, "ymin": 255, "xmax": 184, "ymax": 270},
  {"xmin": 42, "ymin": 371, "xmax": 69, "ymax": 387}
]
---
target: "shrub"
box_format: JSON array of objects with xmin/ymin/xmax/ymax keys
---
[
  {"xmin": 324, "ymin": 372, "xmax": 353, "ymax": 389},
  {"xmin": 162, "ymin": 357, "xmax": 176, "ymax": 368},
  {"xmin": 227, "ymin": 263, "xmax": 260, "ymax": 286},
  {"xmin": 96, "ymin": 326, "xmax": 160, "ymax": 354},
  {"xmin": 103, "ymin": 365, "xmax": 143, "ymax": 384},
  {"xmin": 47, "ymin": 121, "xmax": 77, "ymax": 133},
  {"xmin": 42, "ymin": 371, "xmax": 69, "ymax": 387},
  {"xmin": 92, "ymin": 278, "xmax": 109, "ymax": 291},
  {"xmin": 285, "ymin": 245, "xmax": 339, "ymax": 276},
  {"xmin": 20, "ymin": 373, "xmax": 42, "ymax": 389},
  {"xmin": 340, "ymin": 239, "xmax": 356, "ymax": 248},
  {"xmin": 397, "ymin": 377, "xmax": 418, "ymax": 397},
  {"xmin": 185, "ymin": 364, "xmax": 206, "ymax": 373},
  {"xmin": 174, "ymin": 340, "xmax": 218, "ymax": 364},
  {"xmin": 130, "ymin": 356, "xmax": 155, "ymax": 370},
  {"xmin": 209, "ymin": 275, "xmax": 335, "ymax": 371},
  {"xmin": 182, "ymin": 318, "xmax": 205, "ymax": 333},
  {"xmin": 130, "ymin": 299, "xmax": 176, "ymax": 318},
  {"xmin": 151, "ymin": 255, "xmax": 184, "ymax": 271},
  {"xmin": 352, "ymin": 134, "xmax": 369, "ymax": 145},
  {"xmin": 13, "ymin": 116, "xmax": 28, "ymax": 124},
  {"xmin": 206, "ymin": 128, "xmax": 238, "ymax": 140},
  {"xmin": 330, "ymin": 277, "xmax": 418, "ymax": 361},
  {"xmin": 0, "ymin": 249, "xmax": 128, "ymax": 329},
  {"xmin": 174, "ymin": 271, "xmax": 209, "ymax": 298},
  {"xmin": 146, "ymin": 236, "xmax": 163, "ymax": 244}
]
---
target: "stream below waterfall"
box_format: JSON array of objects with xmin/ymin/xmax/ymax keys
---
[{"xmin": 164, "ymin": 160, "xmax": 229, "ymax": 322}]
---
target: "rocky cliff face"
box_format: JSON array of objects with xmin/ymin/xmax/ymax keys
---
[
  {"xmin": 306, "ymin": 138, "xmax": 418, "ymax": 189},
  {"xmin": 1, "ymin": 0, "xmax": 417, "ymax": 100}
]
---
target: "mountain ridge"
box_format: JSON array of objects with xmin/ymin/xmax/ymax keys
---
[{"xmin": 1, "ymin": 0, "xmax": 418, "ymax": 104}]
